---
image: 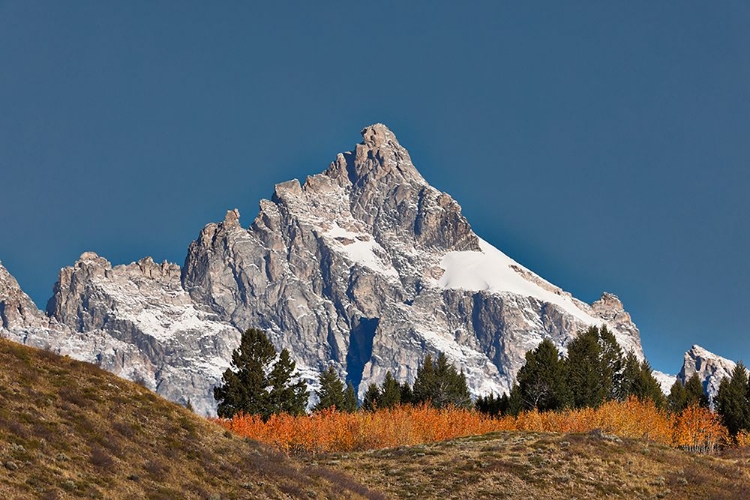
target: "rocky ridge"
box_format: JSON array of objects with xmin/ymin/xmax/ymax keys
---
[
  {"xmin": 2, "ymin": 124, "xmax": 666, "ymax": 414},
  {"xmin": 677, "ymin": 344, "xmax": 740, "ymax": 401}
]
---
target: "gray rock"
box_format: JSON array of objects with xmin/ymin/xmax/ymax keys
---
[{"xmin": 3, "ymin": 124, "xmax": 647, "ymax": 414}]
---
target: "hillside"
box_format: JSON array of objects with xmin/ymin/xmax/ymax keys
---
[
  {"xmin": 0, "ymin": 338, "xmax": 381, "ymax": 499},
  {"xmin": 312, "ymin": 431, "xmax": 750, "ymax": 499}
]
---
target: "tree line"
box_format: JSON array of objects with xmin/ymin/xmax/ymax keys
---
[
  {"xmin": 215, "ymin": 326, "xmax": 750, "ymax": 442},
  {"xmin": 214, "ymin": 328, "xmax": 472, "ymax": 420}
]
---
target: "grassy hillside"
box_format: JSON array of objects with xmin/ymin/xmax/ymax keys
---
[
  {"xmin": 307, "ymin": 430, "xmax": 750, "ymax": 499},
  {"xmin": 0, "ymin": 338, "xmax": 381, "ymax": 499}
]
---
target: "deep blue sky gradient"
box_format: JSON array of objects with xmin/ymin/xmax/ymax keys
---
[{"xmin": 1, "ymin": 2, "xmax": 749, "ymax": 375}]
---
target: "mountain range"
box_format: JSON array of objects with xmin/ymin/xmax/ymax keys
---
[{"xmin": 0, "ymin": 124, "xmax": 735, "ymax": 414}]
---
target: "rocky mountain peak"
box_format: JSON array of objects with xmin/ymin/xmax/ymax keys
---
[
  {"xmin": 678, "ymin": 344, "xmax": 738, "ymax": 401},
  {"xmin": 0, "ymin": 262, "xmax": 48, "ymax": 329}
]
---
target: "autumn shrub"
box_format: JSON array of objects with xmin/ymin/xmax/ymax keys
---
[
  {"xmin": 214, "ymin": 397, "xmax": 730, "ymax": 455},
  {"xmin": 672, "ymin": 404, "xmax": 728, "ymax": 453}
]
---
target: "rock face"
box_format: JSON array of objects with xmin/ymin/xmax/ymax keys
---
[
  {"xmin": 2, "ymin": 124, "xmax": 647, "ymax": 413},
  {"xmin": 677, "ymin": 344, "xmax": 738, "ymax": 402},
  {"xmin": 1, "ymin": 257, "xmax": 238, "ymax": 416},
  {"xmin": 181, "ymin": 124, "xmax": 645, "ymax": 399}
]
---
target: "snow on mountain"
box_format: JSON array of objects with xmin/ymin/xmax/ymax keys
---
[
  {"xmin": 3, "ymin": 124, "xmax": 648, "ymax": 413},
  {"xmin": 678, "ymin": 344, "xmax": 739, "ymax": 402}
]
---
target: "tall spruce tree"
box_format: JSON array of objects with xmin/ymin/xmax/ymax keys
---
[
  {"xmin": 378, "ymin": 371, "xmax": 401, "ymax": 409},
  {"xmin": 716, "ymin": 362, "xmax": 750, "ymax": 437},
  {"xmin": 214, "ymin": 328, "xmax": 308, "ymax": 419},
  {"xmin": 342, "ymin": 382, "xmax": 358, "ymax": 412},
  {"xmin": 684, "ymin": 373, "xmax": 709, "ymax": 408},
  {"xmin": 362, "ymin": 383, "xmax": 381, "ymax": 412},
  {"xmin": 314, "ymin": 365, "xmax": 346, "ymax": 412},
  {"xmin": 667, "ymin": 379, "xmax": 688, "ymax": 413},
  {"xmin": 565, "ymin": 325, "xmax": 623, "ymax": 408},
  {"xmin": 413, "ymin": 353, "xmax": 471, "ymax": 409},
  {"xmin": 516, "ymin": 338, "xmax": 569, "ymax": 411},
  {"xmin": 619, "ymin": 353, "xmax": 665, "ymax": 407}
]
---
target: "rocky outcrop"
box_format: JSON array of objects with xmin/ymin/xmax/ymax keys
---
[
  {"xmin": 677, "ymin": 345, "xmax": 738, "ymax": 402},
  {"xmin": 3, "ymin": 256, "xmax": 239, "ymax": 416},
  {"xmin": 0, "ymin": 262, "xmax": 49, "ymax": 330},
  {"xmin": 3, "ymin": 124, "xmax": 648, "ymax": 413}
]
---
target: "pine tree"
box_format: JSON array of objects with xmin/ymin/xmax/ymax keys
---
[
  {"xmin": 667, "ymin": 379, "xmax": 688, "ymax": 413},
  {"xmin": 565, "ymin": 326, "xmax": 623, "ymax": 408},
  {"xmin": 516, "ymin": 338, "xmax": 569, "ymax": 411},
  {"xmin": 342, "ymin": 382, "xmax": 358, "ymax": 412},
  {"xmin": 362, "ymin": 383, "xmax": 381, "ymax": 412},
  {"xmin": 314, "ymin": 365, "xmax": 345, "ymax": 412},
  {"xmin": 716, "ymin": 362, "xmax": 750, "ymax": 437},
  {"xmin": 214, "ymin": 328, "xmax": 308, "ymax": 419},
  {"xmin": 684, "ymin": 373, "xmax": 709, "ymax": 408},
  {"xmin": 412, "ymin": 353, "xmax": 437, "ymax": 404},
  {"xmin": 475, "ymin": 393, "xmax": 503, "ymax": 417},
  {"xmin": 619, "ymin": 353, "xmax": 665, "ymax": 407},
  {"xmin": 400, "ymin": 381, "xmax": 414, "ymax": 405},
  {"xmin": 378, "ymin": 371, "xmax": 401, "ymax": 409},
  {"xmin": 267, "ymin": 349, "xmax": 309, "ymax": 416},
  {"xmin": 413, "ymin": 353, "xmax": 471, "ymax": 409}
]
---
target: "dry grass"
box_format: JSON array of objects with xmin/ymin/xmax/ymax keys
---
[
  {"xmin": 309, "ymin": 431, "xmax": 750, "ymax": 499},
  {"xmin": 0, "ymin": 339, "xmax": 382, "ymax": 499}
]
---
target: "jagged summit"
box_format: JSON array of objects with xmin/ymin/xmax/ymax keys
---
[{"xmin": 4, "ymin": 124, "xmax": 647, "ymax": 413}]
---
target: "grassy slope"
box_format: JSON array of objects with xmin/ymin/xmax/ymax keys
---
[
  {"xmin": 308, "ymin": 430, "xmax": 750, "ymax": 499},
  {"xmin": 0, "ymin": 339, "xmax": 382, "ymax": 500}
]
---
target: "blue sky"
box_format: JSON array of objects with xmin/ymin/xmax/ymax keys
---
[{"xmin": 1, "ymin": 2, "xmax": 748, "ymax": 376}]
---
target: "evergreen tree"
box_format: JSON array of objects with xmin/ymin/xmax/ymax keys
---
[
  {"xmin": 342, "ymin": 382, "xmax": 358, "ymax": 412},
  {"xmin": 619, "ymin": 353, "xmax": 665, "ymax": 407},
  {"xmin": 378, "ymin": 371, "xmax": 401, "ymax": 409},
  {"xmin": 267, "ymin": 349, "xmax": 309, "ymax": 416},
  {"xmin": 516, "ymin": 338, "xmax": 569, "ymax": 411},
  {"xmin": 476, "ymin": 393, "xmax": 504, "ymax": 417},
  {"xmin": 667, "ymin": 379, "xmax": 688, "ymax": 413},
  {"xmin": 214, "ymin": 328, "xmax": 308, "ymax": 419},
  {"xmin": 684, "ymin": 373, "xmax": 709, "ymax": 408},
  {"xmin": 314, "ymin": 365, "xmax": 346, "ymax": 412},
  {"xmin": 362, "ymin": 383, "xmax": 381, "ymax": 412},
  {"xmin": 413, "ymin": 353, "xmax": 471, "ymax": 409},
  {"xmin": 565, "ymin": 326, "xmax": 623, "ymax": 408},
  {"xmin": 716, "ymin": 362, "xmax": 750, "ymax": 437},
  {"xmin": 400, "ymin": 381, "xmax": 414, "ymax": 405},
  {"xmin": 505, "ymin": 382, "xmax": 523, "ymax": 416},
  {"xmin": 412, "ymin": 353, "xmax": 437, "ymax": 404}
]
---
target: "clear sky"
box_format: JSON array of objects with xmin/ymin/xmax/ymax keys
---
[{"xmin": 1, "ymin": 2, "xmax": 748, "ymax": 376}]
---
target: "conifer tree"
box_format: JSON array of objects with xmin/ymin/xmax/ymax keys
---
[
  {"xmin": 413, "ymin": 353, "xmax": 471, "ymax": 409},
  {"xmin": 516, "ymin": 338, "xmax": 569, "ymax": 411},
  {"xmin": 667, "ymin": 379, "xmax": 688, "ymax": 413},
  {"xmin": 314, "ymin": 365, "xmax": 346, "ymax": 412},
  {"xmin": 684, "ymin": 373, "xmax": 709, "ymax": 408},
  {"xmin": 378, "ymin": 371, "xmax": 401, "ymax": 409},
  {"xmin": 342, "ymin": 382, "xmax": 358, "ymax": 413},
  {"xmin": 362, "ymin": 383, "xmax": 381, "ymax": 412},
  {"xmin": 619, "ymin": 353, "xmax": 665, "ymax": 407},
  {"xmin": 400, "ymin": 381, "xmax": 414, "ymax": 405},
  {"xmin": 716, "ymin": 362, "xmax": 750, "ymax": 437},
  {"xmin": 565, "ymin": 325, "xmax": 623, "ymax": 408},
  {"xmin": 214, "ymin": 328, "xmax": 308, "ymax": 419},
  {"xmin": 267, "ymin": 349, "xmax": 309, "ymax": 416}
]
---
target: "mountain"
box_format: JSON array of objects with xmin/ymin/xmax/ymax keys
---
[
  {"xmin": 677, "ymin": 344, "xmax": 739, "ymax": 401},
  {"xmin": 2, "ymin": 124, "xmax": 645, "ymax": 413}
]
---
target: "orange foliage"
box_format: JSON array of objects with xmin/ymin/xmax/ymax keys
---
[
  {"xmin": 672, "ymin": 404, "xmax": 728, "ymax": 453},
  {"xmin": 212, "ymin": 398, "xmax": 729, "ymax": 455}
]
